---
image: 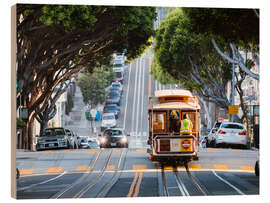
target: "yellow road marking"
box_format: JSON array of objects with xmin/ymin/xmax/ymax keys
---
[
  {"xmin": 189, "ymin": 164, "xmax": 201, "ymax": 170},
  {"xmin": 133, "ymin": 164, "xmax": 147, "ymax": 171},
  {"xmin": 113, "ymin": 149, "xmax": 120, "ymax": 153},
  {"xmin": 88, "ymin": 149, "xmax": 98, "ymax": 152},
  {"xmin": 107, "ymin": 165, "xmax": 115, "ymax": 171},
  {"xmin": 133, "ymin": 172, "xmax": 143, "ymax": 197},
  {"xmin": 214, "ymin": 164, "xmax": 228, "ymax": 170},
  {"xmin": 231, "ymin": 149, "xmax": 242, "ymax": 152},
  {"xmin": 164, "ymin": 165, "xmax": 173, "ymax": 170},
  {"xmin": 20, "ymin": 169, "xmax": 35, "ymax": 175},
  {"xmin": 207, "ymin": 148, "xmax": 219, "ymax": 152},
  {"xmin": 136, "ymin": 149, "xmax": 147, "ymax": 152},
  {"xmin": 38, "ymin": 150, "xmax": 52, "ymax": 153},
  {"xmin": 240, "ymin": 166, "xmax": 254, "ymax": 172},
  {"xmin": 127, "ymin": 172, "xmax": 138, "ymax": 197},
  {"xmin": 47, "ymin": 167, "xmax": 63, "ymax": 173},
  {"xmin": 76, "ymin": 166, "xmax": 90, "ymax": 171},
  {"xmin": 64, "ymin": 149, "xmax": 76, "ymax": 152}
]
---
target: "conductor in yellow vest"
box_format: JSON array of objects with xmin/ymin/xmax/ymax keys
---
[{"xmin": 180, "ymin": 114, "xmax": 193, "ymax": 135}]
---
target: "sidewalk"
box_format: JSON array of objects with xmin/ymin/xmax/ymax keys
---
[{"xmin": 64, "ymin": 83, "xmax": 103, "ymax": 137}]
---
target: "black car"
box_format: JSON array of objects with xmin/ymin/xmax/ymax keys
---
[
  {"xmin": 106, "ymin": 92, "xmax": 121, "ymax": 106},
  {"xmin": 103, "ymin": 104, "xmax": 120, "ymax": 119},
  {"xmin": 98, "ymin": 128, "xmax": 129, "ymax": 148}
]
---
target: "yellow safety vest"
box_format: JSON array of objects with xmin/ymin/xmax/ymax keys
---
[{"xmin": 180, "ymin": 119, "xmax": 192, "ymax": 134}]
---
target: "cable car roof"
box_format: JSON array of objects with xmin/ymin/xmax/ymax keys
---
[
  {"xmin": 155, "ymin": 89, "xmax": 193, "ymax": 98},
  {"xmin": 150, "ymin": 101, "xmax": 200, "ymax": 110}
]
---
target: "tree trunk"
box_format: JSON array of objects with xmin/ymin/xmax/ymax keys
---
[
  {"xmin": 26, "ymin": 119, "xmax": 34, "ymax": 150},
  {"xmin": 39, "ymin": 119, "xmax": 48, "ymax": 135}
]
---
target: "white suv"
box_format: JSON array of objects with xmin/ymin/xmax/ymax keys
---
[
  {"xmin": 101, "ymin": 113, "xmax": 117, "ymax": 131},
  {"xmin": 207, "ymin": 121, "xmax": 248, "ymax": 148}
]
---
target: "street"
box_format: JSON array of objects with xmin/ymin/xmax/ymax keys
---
[{"xmin": 16, "ymin": 53, "xmax": 259, "ymax": 199}]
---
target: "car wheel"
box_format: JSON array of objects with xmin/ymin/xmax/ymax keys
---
[
  {"xmin": 211, "ymin": 140, "xmax": 217, "ymax": 148},
  {"xmin": 206, "ymin": 141, "xmax": 210, "ymax": 148}
]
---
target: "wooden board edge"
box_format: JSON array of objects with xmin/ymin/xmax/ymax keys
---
[{"xmin": 11, "ymin": 4, "xmax": 17, "ymax": 199}]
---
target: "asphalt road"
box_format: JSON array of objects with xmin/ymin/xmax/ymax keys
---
[{"xmin": 16, "ymin": 52, "xmax": 259, "ymax": 199}]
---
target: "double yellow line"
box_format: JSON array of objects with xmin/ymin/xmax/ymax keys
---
[{"xmin": 127, "ymin": 171, "xmax": 143, "ymax": 197}]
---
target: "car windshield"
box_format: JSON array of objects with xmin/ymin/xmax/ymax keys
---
[
  {"xmin": 105, "ymin": 106, "xmax": 117, "ymax": 110},
  {"xmin": 103, "ymin": 115, "xmax": 114, "ymax": 120},
  {"xmin": 108, "ymin": 93, "xmax": 119, "ymax": 97},
  {"xmin": 104, "ymin": 130, "xmax": 123, "ymax": 136},
  {"xmin": 41, "ymin": 128, "xmax": 65, "ymax": 136},
  {"xmin": 116, "ymin": 72, "xmax": 123, "ymax": 78},
  {"xmin": 112, "ymin": 84, "xmax": 120, "ymax": 88},
  {"xmin": 221, "ymin": 124, "xmax": 244, "ymax": 129},
  {"xmin": 81, "ymin": 138, "xmax": 88, "ymax": 143},
  {"xmin": 114, "ymin": 64, "xmax": 123, "ymax": 67}
]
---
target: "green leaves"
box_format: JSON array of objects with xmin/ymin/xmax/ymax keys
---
[
  {"xmin": 40, "ymin": 5, "xmax": 99, "ymax": 32},
  {"xmin": 182, "ymin": 8, "xmax": 259, "ymax": 50},
  {"xmin": 78, "ymin": 67, "xmax": 115, "ymax": 106}
]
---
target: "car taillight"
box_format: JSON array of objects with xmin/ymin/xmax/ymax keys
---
[
  {"xmin": 239, "ymin": 131, "xmax": 246, "ymax": 135},
  {"xmin": 218, "ymin": 130, "xmax": 226, "ymax": 134}
]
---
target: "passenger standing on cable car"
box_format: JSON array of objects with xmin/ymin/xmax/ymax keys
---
[{"xmin": 180, "ymin": 114, "xmax": 193, "ymax": 135}]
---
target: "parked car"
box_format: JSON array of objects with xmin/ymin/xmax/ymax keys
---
[
  {"xmin": 207, "ymin": 122, "xmax": 248, "ymax": 148},
  {"xmin": 103, "ymin": 104, "xmax": 120, "ymax": 119},
  {"xmin": 36, "ymin": 127, "xmax": 70, "ymax": 150},
  {"xmin": 65, "ymin": 129, "xmax": 79, "ymax": 149},
  {"xmin": 108, "ymin": 86, "xmax": 122, "ymax": 96},
  {"xmin": 88, "ymin": 138, "xmax": 100, "ymax": 149},
  {"xmin": 78, "ymin": 137, "xmax": 90, "ymax": 149},
  {"xmin": 101, "ymin": 113, "xmax": 117, "ymax": 131},
  {"xmin": 106, "ymin": 91, "xmax": 121, "ymax": 106},
  {"xmin": 112, "ymin": 68, "xmax": 124, "ymax": 84},
  {"xmin": 206, "ymin": 119, "xmax": 226, "ymax": 147},
  {"xmin": 98, "ymin": 128, "xmax": 129, "ymax": 148},
  {"xmin": 111, "ymin": 81, "xmax": 123, "ymax": 94}
]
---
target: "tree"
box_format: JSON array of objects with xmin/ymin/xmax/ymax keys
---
[
  {"xmin": 153, "ymin": 8, "xmax": 232, "ymax": 108},
  {"xmin": 182, "ymin": 7, "xmax": 259, "ymax": 80},
  {"xmin": 36, "ymin": 80, "xmax": 73, "ymax": 134},
  {"xmin": 17, "ymin": 4, "xmax": 156, "ymax": 149},
  {"xmin": 78, "ymin": 67, "xmax": 115, "ymax": 106}
]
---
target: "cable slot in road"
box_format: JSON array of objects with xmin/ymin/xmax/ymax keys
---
[
  {"xmin": 51, "ymin": 149, "xmax": 103, "ymax": 198},
  {"xmin": 73, "ymin": 149, "xmax": 114, "ymax": 198},
  {"xmin": 95, "ymin": 148, "xmax": 128, "ymax": 198}
]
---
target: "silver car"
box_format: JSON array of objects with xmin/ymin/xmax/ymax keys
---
[{"xmin": 36, "ymin": 128, "xmax": 70, "ymax": 150}]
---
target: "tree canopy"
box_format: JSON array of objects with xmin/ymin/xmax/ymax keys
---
[
  {"xmin": 182, "ymin": 8, "xmax": 259, "ymax": 50},
  {"xmin": 16, "ymin": 4, "xmax": 156, "ymax": 149},
  {"xmin": 181, "ymin": 7, "xmax": 259, "ymax": 81},
  {"xmin": 17, "ymin": 4, "xmax": 156, "ymax": 119},
  {"xmin": 152, "ymin": 8, "xmax": 232, "ymax": 108},
  {"xmin": 78, "ymin": 67, "xmax": 115, "ymax": 106}
]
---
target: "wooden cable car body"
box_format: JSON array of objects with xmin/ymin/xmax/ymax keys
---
[{"xmin": 148, "ymin": 89, "xmax": 200, "ymax": 163}]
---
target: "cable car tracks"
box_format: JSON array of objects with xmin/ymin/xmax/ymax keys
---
[
  {"xmin": 159, "ymin": 162, "xmax": 207, "ymax": 196},
  {"xmin": 52, "ymin": 148, "xmax": 127, "ymax": 199}
]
